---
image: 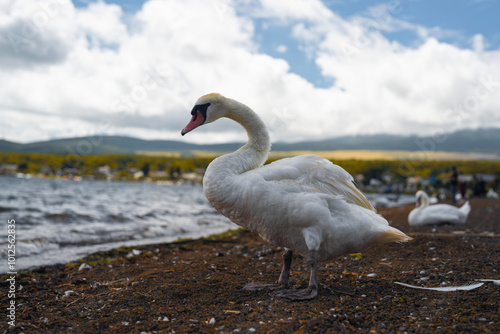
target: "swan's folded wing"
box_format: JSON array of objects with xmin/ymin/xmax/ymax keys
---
[
  {"xmin": 422, "ymin": 205, "xmax": 465, "ymax": 224},
  {"xmin": 249, "ymin": 154, "xmax": 376, "ymax": 212}
]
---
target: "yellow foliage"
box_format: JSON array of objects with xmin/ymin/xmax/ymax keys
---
[{"xmin": 1, "ymin": 151, "xmax": 499, "ymax": 180}]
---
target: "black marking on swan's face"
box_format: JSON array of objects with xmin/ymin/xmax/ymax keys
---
[
  {"xmin": 181, "ymin": 102, "xmax": 211, "ymax": 136},
  {"xmin": 190, "ymin": 103, "xmax": 210, "ymax": 123}
]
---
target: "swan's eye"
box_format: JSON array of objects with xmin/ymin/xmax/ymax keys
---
[
  {"xmin": 182, "ymin": 102, "xmax": 211, "ymax": 136},
  {"xmin": 190, "ymin": 103, "xmax": 211, "ymax": 120}
]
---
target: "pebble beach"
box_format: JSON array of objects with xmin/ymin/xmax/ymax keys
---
[{"xmin": 1, "ymin": 198, "xmax": 499, "ymax": 333}]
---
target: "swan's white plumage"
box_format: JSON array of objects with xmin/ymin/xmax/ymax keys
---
[
  {"xmin": 187, "ymin": 93, "xmax": 411, "ymax": 263},
  {"xmin": 251, "ymin": 155, "xmax": 376, "ymax": 211},
  {"xmin": 487, "ymin": 189, "xmax": 499, "ymax": 199},
  {"xmin": 206, "ymin": 157, "xmax": 408, "ymax": 261},
  {"xmin": 408, "ymin": 190, "xmax": 471, "ymax": 226},
  {"xmin": 182, "ymin": 93, "xmax": 412, "ymax": 299}
]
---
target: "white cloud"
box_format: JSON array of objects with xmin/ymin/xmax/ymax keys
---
[
  {"xmin": 276, "ymin": 44, "xmax": 287, "ymax": 53},
  {"xmin": 76, "ymin": 0, "xmax": 128, "ymax": 46},
  {"xmin": 256, "ymin": 1, "xmax": 500, "ymax": 138},
  {"xmin": 247, "ymin": 0, "xmax": 332, "ymax": 22},
  {"xmin": 1, "ymin": 0, "xmax": 500, "ymax": 146}
]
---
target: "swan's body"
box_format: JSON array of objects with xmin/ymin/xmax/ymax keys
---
[
  {"xmin": 182, "ymin": 93, "xmax": 411, "ymax": 300},
  {"xmin": 487, "ymin": 189, "xmax": 499, "ymax": 199},
  {"xmin": 206, "ymin": 154, "xmax": 405, "ymax": 261},
  {"xmin": 408, "ymin": 190, "xmax": 470, "ymax": 226}
]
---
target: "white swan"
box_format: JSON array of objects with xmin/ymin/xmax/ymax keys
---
[
  {"xmin": 408, "ymin": 190, "xmax": 471, "ymax": 226},
  {"xmin": 181, "ymin": 93, "xmax": 411, "ymax": 300},
  {"xmin": 487, "ymin": 189, "xmax": 499, "ymax": 199}
]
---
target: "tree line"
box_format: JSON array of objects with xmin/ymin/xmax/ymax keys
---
[{"xmin": 1, "ymin": 152, "xmax": 499, "ymax": 183}]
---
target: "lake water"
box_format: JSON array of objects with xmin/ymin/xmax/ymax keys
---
[
  {"xmin": 0, "ymin": 177, "xmax": 236, "ymax": 272},
  {"xmin": 0, "ymin": 177, "xmax": 415, "ymax": 273}
]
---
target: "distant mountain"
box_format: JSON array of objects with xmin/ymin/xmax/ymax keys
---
[
  {"xmin": 274, "ymin": 128, "xmax": 500, "ymax": 154},
  {"xmin": 0, "ymin": 136, "xmax": 243, "ymax": 156},
  {"xmin": 1, "ymin": 128, "xmax": 499, "ymax": 156},
  {"xmin": 0, "ymin": 140, "xmax": 21, "ymax": 152}
]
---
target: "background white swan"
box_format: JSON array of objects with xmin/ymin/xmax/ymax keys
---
[
  {"xmin": 487, "ymin": 189, "xmax": 499, "ymax": 199},
  {"xmin": 408, "ymin": 190, "xmax": 471, "ymax": 226},
  {"xmin": 181, "ymin": 93, "xmax": 411, "ymax": 300}
]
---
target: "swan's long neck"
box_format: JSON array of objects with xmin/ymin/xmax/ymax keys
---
[
  {"xmin": 203, "ymin": 101, "xmax": 270, "ymax": 210},
  {"xmin": 207, "ymin": 101, "xmax": 270, "ymax": 176},
  {"xmin": 420, "ymin": 193, "xmax": 429, "ymax": 208}
]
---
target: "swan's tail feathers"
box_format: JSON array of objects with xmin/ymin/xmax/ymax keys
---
[
  {"xmin": 460, "ymin": 201, "xmax": 471, "ymax": 217},
  {"xmin": 374, "ymin": 226, "xmax": 413, "ymax": 244},
  {"xmin": 335, "ymin": 179, "xmax": 376, "ymax": 212}
]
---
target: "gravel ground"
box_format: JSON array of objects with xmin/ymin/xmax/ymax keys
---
[{"xmin": 1, "ymin": 198, "xmax": 499, "ymax": 333}]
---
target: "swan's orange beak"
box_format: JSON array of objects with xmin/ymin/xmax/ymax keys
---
[{"xmin": 181, "ymin": 110, "xmax": 205, "ymax": 136}]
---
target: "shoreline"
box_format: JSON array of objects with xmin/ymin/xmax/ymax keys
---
[
  {"xmin": 1, "ymin": 225, "xmax": 239, "ymax": 275},
  {"xmin": 1, "ymin": 199, "xmax": 498, "ymax": 333}
]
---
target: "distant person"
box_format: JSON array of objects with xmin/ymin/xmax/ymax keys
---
[
  {"xmin": 478, "ymin": 176, "xmax": 487, "ymax": 197},
  {"xmin": 473, "ymin": 175, "xmax": 487, "ymax": 198},
  {"xmin": 450, "ymin": 166, "xmax": 458, "ymax": 204},
  {"xmin": 473, "ymin": 175, "xmax": 480, "ymax": 197}
]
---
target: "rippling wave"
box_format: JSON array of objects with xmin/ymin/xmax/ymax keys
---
[{"xmin": 0, "ymin": 177, "xmax": 235, "ymax": 272}]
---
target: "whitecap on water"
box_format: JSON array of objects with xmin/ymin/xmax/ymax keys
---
[{"xmin": 0, "ymin": 177, "xmax": 235, "ymax": 272}]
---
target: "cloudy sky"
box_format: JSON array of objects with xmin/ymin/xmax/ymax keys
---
[{"xmin": 1, "ymin": 0, "xmax": 500, "ymax": 145}]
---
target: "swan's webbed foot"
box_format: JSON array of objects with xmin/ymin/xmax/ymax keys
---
[
  {"xmin": 243, "ymin": 282, "xmax": 285, "ymax": 290},
  {"xmin": 243, "ymin": 250, "xmax": 293, "ymax": 291},
  {"xmin": 277, "ymin": 287, "xmax": 317, "ymax": 300},
  {"xmin": 278, "ymin": 249, "xmax": 319, "ymax": 301}
]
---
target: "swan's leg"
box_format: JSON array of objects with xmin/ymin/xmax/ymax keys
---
[
  {"xmin": 243, "ymin": 249, "xmax": 293, "ymax": 290},
  {"xmin": 277, "ymin": 250, "xmax": 318, "ymax": 300},
  {"xmin": 278, "ymin": 249, "xmax": 293, "ymax": 286}
]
